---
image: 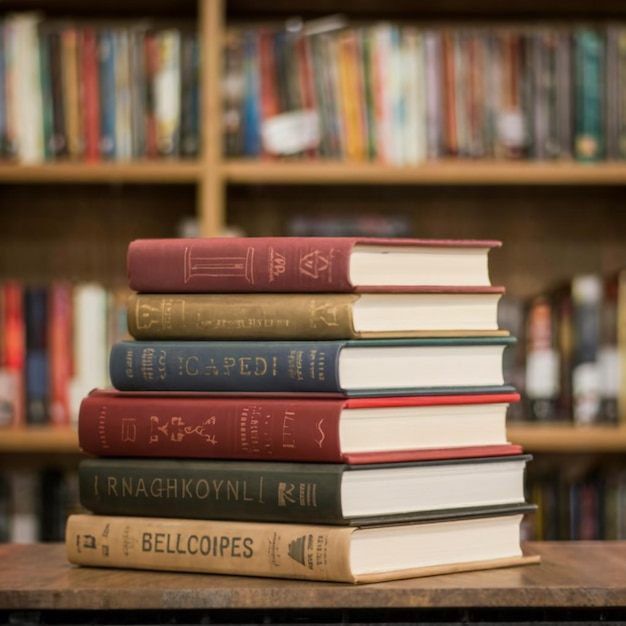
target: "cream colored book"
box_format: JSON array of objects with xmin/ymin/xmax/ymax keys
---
[{"xmin": 66, "ymin": 510, "xmax": 539, "ymax": 584}]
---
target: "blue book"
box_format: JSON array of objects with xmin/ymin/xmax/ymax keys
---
[
  {"xmin": 98, "ymin": 28, "xmax": 117, "ymax": 160},
  {"xmin": 109, "ymin": 336, "xmax": 516, "ymax": 396},
  {"xmin": 242, "ymin": 28, "xmax": 261, "ymax": 157},
  {"xmin": 24, "ymin": 286, "xmax": 49, "ymax": 425}
]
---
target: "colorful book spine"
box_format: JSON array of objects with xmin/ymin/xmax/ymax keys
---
[
  {"xmin": 126, "ymin": 237, "xmax": 500, "ymax": 293},
  {"xmin": 574, "ymin": 29, "xmax": 605, "ymax": 162},
  {"xmin": 77, "ymin": 388, "xmax": 521, "ymax": 461},
  {"xmin": 98, "ymin": 28, "xmax": 117, "ymax": 160},
  {"xmin": 77, "ymin": 455, "xmax": 530, "ymax": 524},
  {"xmin": 108, "ymin": 337, "xmax": 513, "ymax": 395}
]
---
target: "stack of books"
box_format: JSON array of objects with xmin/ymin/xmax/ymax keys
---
[{"xmin": 66, "ymin": 236, "xmax": 539, "ymax": 584}]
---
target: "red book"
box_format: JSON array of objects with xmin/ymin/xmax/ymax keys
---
[
  {"xmin": 144, "ymin": 31, "xmax": 159, "ymax": 159},
  {"xmin": 79, "ymin": 27, "xmax": 101, "ymax": 162},
  {"xmin": 78, "ymin": 388, "xmax": 522, "ymax": 463},
  {"xmin": 48, "ymin": 282, "xmax": 73, "ymax": 426},
  {"xmin": 126, "ymin": 237, "xmax": 502, "ymax": 293},
  {"xmin": 0, "ymin": 281, "xmax": 25, "ymax": 426}
]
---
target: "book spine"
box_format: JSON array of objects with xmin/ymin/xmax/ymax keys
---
[
  {"xmin": 48, "ymin": 26, "xmax": 68, "ymax": 159},
  {"xmin": 126, "ymin": 238, "xmax": 355, "ymax": 292},
  {"xmin": 66, "ymin": 513, "xmax": 356, "ymax": 582},
  {"xmin": 23, "ymin": 286, "xmax": 49, "ymax": 425},
  {"xmin": 574, "ymin": 29, "xmax": 604, "ymax": 162},
  {"xmin": 48, "ymin": 282, "xmax": 72, "ymax": 426},
  {"xmin": 179, "ymin": 29, "xmax": 199, "ymax": 158},
  {"xmin": 62, "ymin": 25, "xmax": 82, "ymax": 160},
  {"xmin": 0, "ymin": 281, "xmax": 25, "ymax": 426},
  {"xmin": 98, "ymin": 29, "xmax": 116, "ymax": 160},
  {"xmin": 37, "ymin": 24, "xmax": 54, "ymax": 161},
  {"xmin": 78, "ymin": 392, "xmax": 344, "ymax": 461},
  {"xmin": 126, "ymin": 293, "xmax": 359, "ymax": 340},
  {"xmin": 70, "ymin": 283, "xmax": 110, "ymax": 420},
  {"xmin": 80, "ymin": 26, "xmax": 101, "ymax": 162},
  {"xmin": 79, "ymin": 457, "xmax": 347, "ymax": 523},
  {"xmin": 114, "ymin": 28, "xmax": 132, "ymax": 161},
  {"xmin": 109, "ymin": 340, "xmax": 343, "ymax": 393},
  {"xmin": 154, "ymin": 29, "xmax": 181, "ymax": 158},
  {"xmin": 0, "ymin": 21, "xmax": 6, "ymax": 158},
  {"xmin": 524, "ymin": 295, "xmax": 560, "ymax": 421},
  {"xmin": 571, "ymin": 275, "xmax": 602, "ymax": 424}
]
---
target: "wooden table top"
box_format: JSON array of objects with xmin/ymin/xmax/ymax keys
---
[{"xmin": 0, "ymin": 541, "xmax": 625, "ymax": 611}]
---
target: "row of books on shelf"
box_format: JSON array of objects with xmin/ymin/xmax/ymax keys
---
[
  {"xmin": 64, "ymin": 235, "xmax": 540, "ymax": 584},
  {"xmin": 526, "ymin": 463, "xmax": 626, "ymax": 541},
  {"xmin": 224, "ymin": 19, "xmax": 626, "ymax": 163},
  {"xmin": 0, "ymin": 280, "xmax": 128, "ymax": 427},
  {"xmin": 0, "ymin": 13, "xmax": 200, "ymax": 163},
  {"xmin": 516, "ymin": 269, "xmax": 626, "ymax": 425},
  {"xmin": 0, "ymin": 468, "xmax": 79, "ymax": 543}
]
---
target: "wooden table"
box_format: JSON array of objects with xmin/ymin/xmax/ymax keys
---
[{"xmin": 0, "ymin": 542, "xmax": 625, "ymax": 624}]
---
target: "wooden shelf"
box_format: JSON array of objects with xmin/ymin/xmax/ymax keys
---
[
  {"xmin": 0, "ymin": 426, "xmax": 79, "ymax": 454},
  {"xmin": 222, "ymin": 160, "xmax": 626, "ymax": 186},
  {"xmin": 0, "ymin": 161, "xmax": 202, "ymax": 184},
  {"xmin": 1, "ymin": 542, "xmax": 626, "ymax": 612},
  {"xmin": 507, "ymin": 423, "xmax": 626, "ymax": 452},
  {"xmin": 2, "ymin": 424, "xmax": 626, "ymax": 455}
]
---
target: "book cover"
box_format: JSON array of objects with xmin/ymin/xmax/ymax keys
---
[
  {"xmin": 37, "ymin": 21, "xmax": 54, "ymax": 161},
  {"xmin": 125, "ymin": 290, "xmax": 507, "ymax": 341},
  {"xmin": 69, "ymin": 283, "xmax": 110, "ymax": 421},
  {"xmin": 78, "ymin": 454, "xmax": 532, "ymax": 525},
  {"xmin": 80, "ymin": 26, "xmax": 101, "ymax": 162},
  {"xmin": 180, "ymin": 28, "xmax": 200, "ymax": 158},
  {"xmin": 126, "ymin": 237, "xmax": 501, "ymax": 293},
  {"xmin": 154, "ymin": 28, "xmax": 181, "ymax": 158},
  {"xmin": 78, "ymin": 387, "xmax": 521, "ymax": 462},
  {"xmin": 48, "ymin": 282, "xmax": 72, "ymax": 426},
  {"xmin": 62, "ymin": 25, "xmax": 82, "ymax": 160},
  {"xmin": 574, "ymin": 28, "xmax": 605, "ymax": 162},
  {"xmin": 571, "ymin": 274, "xmax": 602, "ymax": 424},
  {"xmin": 114, "ymin": 28, "xmax": 132, "ymax": 161},
  {"xmin": 98, "ymin": 28, "xmax": 117, "ymax": 160},
  {"xmin": 143, "ymin": 29, "xmax": 158, "ymax": 159},
  {"xmin": 108, "ymin": 336, "xmax": 515, "ymax": 395},
  {"xmin": 222, "ymin": 28, "xmax": 245, "ymax": 157},
  {"xmin": 524, "ymin": 294, "xmax": 560, "ymax": 421},
  {"xmin": 65, "ymin": 507, "xmax": 539, "ymax": 583},
  {"xmin": 23, "ymin": 285, "xmax": 49, "ymax": 425},
  {"xmin": 47, "ymin": 24, "xmax": 68, "ymax": 160},
  {"xmin": 0, "ymin": 281, "xmax": 25, "ymax": 426}
]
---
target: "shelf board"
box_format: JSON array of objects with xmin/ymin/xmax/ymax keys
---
[
  {"xmin": 507, "ymin": 423, "xmax": 626, "ymax": 452},
  {"xmin": 2, "ymin": 424, "xmax": 626, "ymax": 455},
  {"xmin": 4, "ymin": 160, "xmax": 626, "ymax": 186},
  {"xmin": 223, "ymin": 160, "xmax": 626, "ymax": 185},
  {"xmin": 0, "ymin": 426, "xmax": 80, "ymax": 454},
  {"xmin": 0, "ymin": 161, "xmax": 203, "ymax": 184}
]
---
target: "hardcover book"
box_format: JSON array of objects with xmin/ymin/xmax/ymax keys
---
[
  {"xmin": 126, "ymin": 289, "xmax": 508, "ymax": 340},
  {"xmin": 126, "ymin": 237, "xmax": 501, "ymax": 293},
  {"xmin": 108, "ymin": 336, "xmax": 516, "ymax": 395},
  {"xmin": 77, "ymin": 454, "xmax": 532, "ymax": 525},
  {"xmin": 78, "ymin": 388, "xmax": 522, "ymax": 463},
  {"xmin": 65, "ymin": 507, "xmax": 539, "ymax": 584}
]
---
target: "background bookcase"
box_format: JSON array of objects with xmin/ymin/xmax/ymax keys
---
[{"xmin": 2, "ymin": 0, "xmax": 626, "ymax": 541}]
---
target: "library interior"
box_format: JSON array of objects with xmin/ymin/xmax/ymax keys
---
[{"xmin": 1, "ymin": 0, "xmax": 626, "ymax": 624}]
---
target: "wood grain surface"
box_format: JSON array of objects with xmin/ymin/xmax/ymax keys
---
[{"xmin": 0, "ymin": 542, "xmax": 625, "ymax": 611}]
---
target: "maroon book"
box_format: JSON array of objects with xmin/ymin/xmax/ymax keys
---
[
  {"xmin": 126, "ymin": 237, "xmax": 502, "ymax": 293},
  {"xmin": 78, "ymin": 388, "xmax": 522, "ymax": 463}
]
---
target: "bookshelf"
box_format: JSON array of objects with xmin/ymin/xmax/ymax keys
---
[{"xmin": 2, "ymin": 0, "xmax": 626, "ymax": 542}]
